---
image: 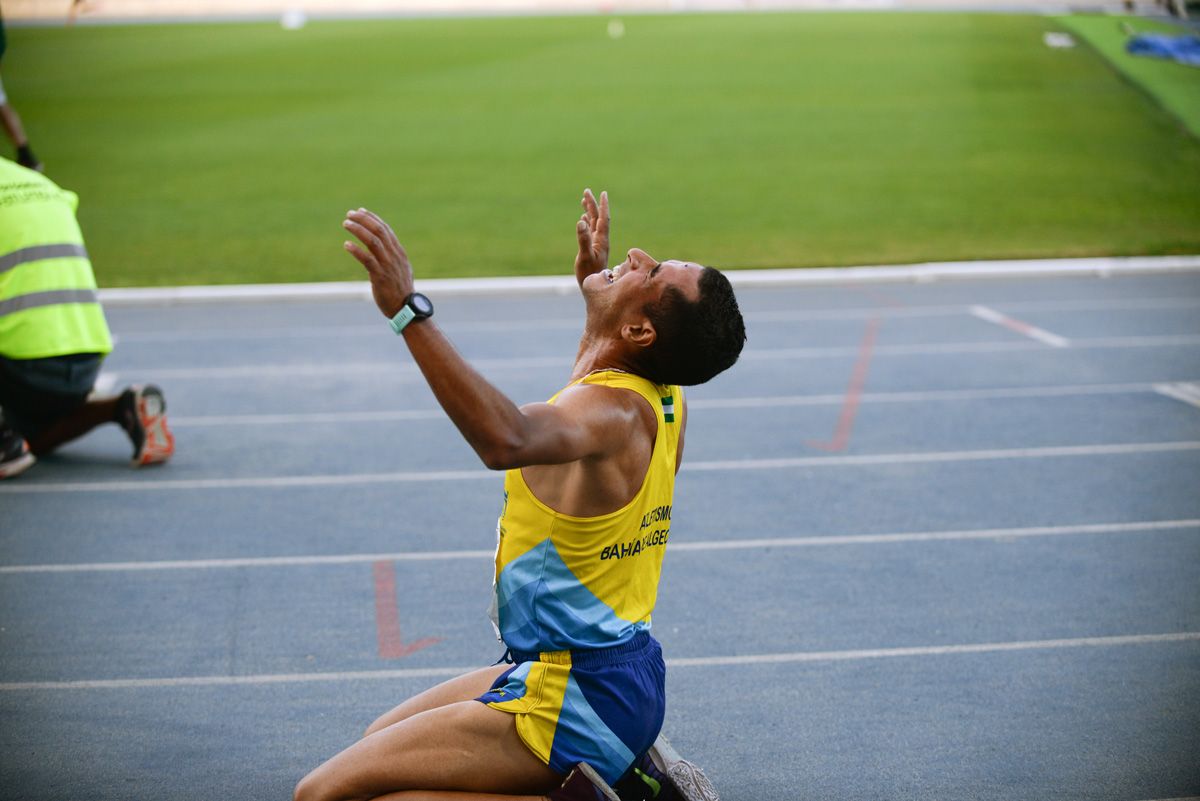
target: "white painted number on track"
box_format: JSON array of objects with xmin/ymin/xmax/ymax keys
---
[
  {"xmin": 1154, "ymin": 382, "xmax": 1200, "ymax": 409},
  {"xmin": 969, "ymin": 305, "xmax": 1071, "ymax": 348}
]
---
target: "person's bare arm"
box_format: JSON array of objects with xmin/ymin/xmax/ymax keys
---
[
  {"xmin": 342, "ymin": 206, "xmax": 626, "ymax": 470},
  {"xmin": 574, "ymin": 188, "xmax": 609, "ymax": 287},
  {"xmin": 396, "ymin": 318, "xmax": 634, "ymax": 469}
]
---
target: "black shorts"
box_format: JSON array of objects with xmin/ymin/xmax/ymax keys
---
[{"xmin": 0, "ymin": 353, "xmax": 104, "ymax": 437}]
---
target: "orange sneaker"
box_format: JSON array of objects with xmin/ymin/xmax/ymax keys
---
[{"xmin": 118, "ymin": 385, "xmax": 175, "ymax": 467}]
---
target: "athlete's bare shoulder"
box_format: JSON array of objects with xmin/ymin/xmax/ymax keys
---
[{"xmin": 552, "ymin": 382, "xmax": 657, "ymax": 452}]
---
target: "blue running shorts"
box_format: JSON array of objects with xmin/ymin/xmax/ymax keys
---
[{"xmin": 477, "ymin": 631, "xmax": 666, "ymax": 785}]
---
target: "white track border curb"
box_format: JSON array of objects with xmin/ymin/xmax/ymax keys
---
[{"xmin": 97, "ymin": 255, "xmax": 1200, "ymax": 306}]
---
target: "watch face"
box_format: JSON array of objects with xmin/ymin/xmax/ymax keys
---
[{"xmin": 410, "ymin": 294, "xmax": 434, "ymax": 316}]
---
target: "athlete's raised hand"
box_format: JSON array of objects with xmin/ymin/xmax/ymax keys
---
[
  {"xmin": 574, "ymin": 188, "xmax": 610, "ymax": 286},
  {"xmin": 343, "ymin": 208, "xmax": 414, "ymax": 319}
]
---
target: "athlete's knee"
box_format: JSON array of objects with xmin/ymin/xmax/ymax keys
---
[
  {"xmin": 362, "ymin": 718, "xmax": 385, "ymax": 739},
  {"xmin": 293, "ymin": 767, "xmax": 362, "ymax": 801},
  {"xmin": 292, "ymin": 770, "xmax": 322, "ymax": 801}
]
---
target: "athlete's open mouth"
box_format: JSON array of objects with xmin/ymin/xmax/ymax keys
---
[{"xmin": 605, "ymin": 262, "xmax": 631, "ymax": 284}]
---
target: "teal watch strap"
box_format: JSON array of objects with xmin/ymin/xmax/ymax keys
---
[{"xmin": 388, "ymin": 305, "xmax": 417, "ymax": 334}]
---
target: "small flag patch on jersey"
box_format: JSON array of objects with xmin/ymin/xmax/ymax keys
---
[{"xmin": 661, "ymin": 395, "xmax": 675, "ymax": 423}]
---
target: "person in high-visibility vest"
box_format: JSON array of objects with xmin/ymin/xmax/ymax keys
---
[{"xmin": 0, "ymin": 157, "xmax": 174, "ymax": 478}]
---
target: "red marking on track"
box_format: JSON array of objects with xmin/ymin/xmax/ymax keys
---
[
  {"xmin": 806, "ymin": 318, "xmax": 881, "ymax": 452},
  {"xmin": 998, "ymin": 316, "xmax": 1036, "ymax": 337},
  {"xmin": 373, "ymin": 561, "xmax": 441, "ymax": 660}
]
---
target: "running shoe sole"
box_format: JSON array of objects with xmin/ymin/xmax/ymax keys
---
[
  {"xmin": 129, "ymin": 385, "xmax": 175, "ymax": 467},
  {"xmin": 647, "ymin": 736, "xmax": 720, "ymax": 801}
]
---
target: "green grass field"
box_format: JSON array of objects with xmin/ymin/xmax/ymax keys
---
[
  {"xmin": 1056, "ymin": 14, "xmax": 1200, "ymax": 138},
  {"xmin": 7, "ymin": 12, "xmax": 1200, "ymax": 286}
]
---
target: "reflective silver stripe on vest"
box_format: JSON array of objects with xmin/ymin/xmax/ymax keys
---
[
  {"xmin": 0, "ymin": 244, "xmax": 90, "ymax": 275},
  {"xmin": 0, "ymin": 289, "xmax": 100, "ymax": 318}
]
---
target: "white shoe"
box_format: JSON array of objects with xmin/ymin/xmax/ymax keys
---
[{"xmin": 646, "ymin": 735, "xmax": 720, "ymax": 801}]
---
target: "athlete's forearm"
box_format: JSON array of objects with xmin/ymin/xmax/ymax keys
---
[{"xmin": 400, "ymin": 320, "xmax": 530, "ymax": 470}]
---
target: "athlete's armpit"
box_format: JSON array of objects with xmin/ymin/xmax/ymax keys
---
[{"xmin": 490, "ymin": 384, "xmax": 652, "ymax": 470}]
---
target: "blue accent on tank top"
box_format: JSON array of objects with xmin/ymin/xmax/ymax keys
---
[{"xmin": 496, "ymin": 537, "xmax": 647, "ymax": 653}]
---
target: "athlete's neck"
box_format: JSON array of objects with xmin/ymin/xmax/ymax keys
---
[{"xmin": 570, "ymin": 334, "xmax": 642, "ymax": 383}]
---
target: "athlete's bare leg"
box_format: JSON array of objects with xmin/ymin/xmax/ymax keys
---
[
  {"xmin": 294, "ymin": 698, "xmax": 562, "ymax": 801},
  {"xmin": 363, "ymin": 664, "xmax": 509, "ymax": 737}
]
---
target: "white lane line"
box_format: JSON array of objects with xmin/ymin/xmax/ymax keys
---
[
  {"xmin": 108, "ymin": 335, "xmax": 1200, "ymax": 382},
  {"xmin": 3, "ymin": 632, "xmax": 1196, "ymax": 692},
  {"xmin": 0, "ymin": 549, "xmax": 496, "ymax": 573},
  {"xmin": 166, "ymin": 381, "xmax": 1187, "ymax": 427},
  {"xmin": 754, "ymin": 296, "xmax": 1200, "ymax": 322},
  {"xmin": 106, "ymin": 296, "xmax": 1200, "ymax": 342},
  {"xmin": 854, "ymin": 334, "xmax": 1200, "ymax": 354},
  {"xmin": 1, "ymin": 519, "xmax": 1194, "ymax": 575},
  {"xmin": 113, "ymin": 318, "xmax": 582, "ymax": 342},
  {"xmin": 684, "ymin": 441, "xmax": 1200, "ymax": 472},
  {"xmin": 665, "ymin": 632, "xmax": 1200, "ymax": 669},
  {"xmin": 1055, "ymin": 335, "xmax": 1200, "ymax": 348},
  {"xmin": 692, "ymin": 381, "xmax": 1173, "ymax": 406},
  {"xmin": 672, "ymin": 519, "xmax": 1200, "ymax": 553},
  {"xmin": 969, "ymin": 305, "xmax": 1071, "ymax": 348},
  {"xmin": 1154, "ymin": 382, "xmax": 1200, "ymax": 409},
  {"xmin": 964, "ymin": 296, "xmax": 1200, "ymax": 314},
  {"xmin": 172, "ymin": 409, "xmax": 446, "ymax": 426},
  {"xmin": 0, "ymin": 468, "xmax": 494, "ymax": 494},
  {"xmin": 122, "ymin": 355, "xmax": 569, "ymax": 381},
  {"xmin": 3, "ymin": 441, "xmax": 1198, "ymax": 494},
  {"xmin": 0, "ymin": 666, "xmax": 477, "ymax": 691}
]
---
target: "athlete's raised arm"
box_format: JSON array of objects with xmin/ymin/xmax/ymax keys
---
[{"xmin": 342, "ymin": 207, "xmax": 628, "ymax": 470}]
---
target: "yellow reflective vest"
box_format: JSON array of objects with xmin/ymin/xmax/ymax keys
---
[{"xmin": 0, "ymin": 158, "xmax": 112, "ymax": 360}]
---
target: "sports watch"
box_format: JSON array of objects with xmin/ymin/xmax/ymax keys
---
[{"xmin": 388, "ymin": 292, "xmax": 434, "ymax": 334}]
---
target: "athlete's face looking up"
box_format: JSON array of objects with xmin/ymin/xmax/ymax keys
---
[{"xmin": 583, "ymin": 248, "xmax": 703, "ymax": 322}]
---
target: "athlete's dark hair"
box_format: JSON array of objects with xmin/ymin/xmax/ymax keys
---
[{"xmin": 636, "ymin": 266, "xmax": 746, "ymax": 386}]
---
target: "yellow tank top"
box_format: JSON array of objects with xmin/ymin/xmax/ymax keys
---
[{"xmin": 489, "ymin": 370, "xmax": 683, "ymax": 653}]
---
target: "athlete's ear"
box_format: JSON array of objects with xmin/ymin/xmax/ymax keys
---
[{"xmin": 621, "ymin": 318, "xmax": 657, "ymax": 350}]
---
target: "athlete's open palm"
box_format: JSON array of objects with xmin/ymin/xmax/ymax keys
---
[
  {"xmin": 343, "ymin": 207, "xmax": 414, "ymax": 319},
  {"xmin": 574, "ymin": 188, "xmax": 609, "ymax": 286}
]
